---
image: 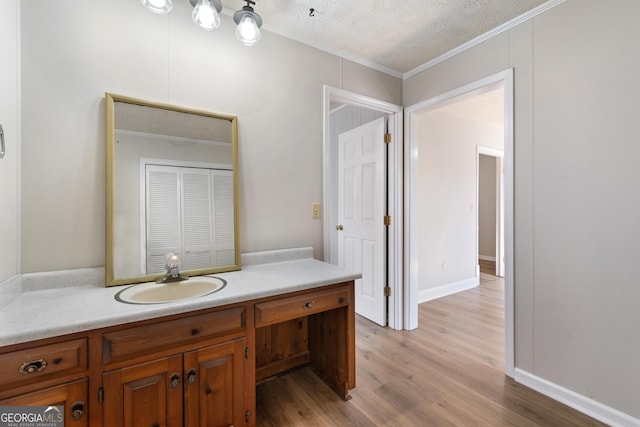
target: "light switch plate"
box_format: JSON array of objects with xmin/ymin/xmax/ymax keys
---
[{"xmin": 312, "ymin": 202, "xmax": 321, "ymax": 219}]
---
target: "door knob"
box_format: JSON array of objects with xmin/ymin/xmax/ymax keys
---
[
  {"xmin": 70, "ymin": 401, "xmax": 86, "ymax": 421},
  {"xmin": 336, "ymin": 225, "xmax": 344, "ymax": 231},
  {"xmin": 169, "ymin": 373, "xmax": 180, "ymax": 389},
  {"xmin": 186, "ymin": 368, "xmax": 197, "ymax": 384}
]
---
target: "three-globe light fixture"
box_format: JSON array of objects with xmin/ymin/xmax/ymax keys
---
[{"xmin": 140, "ymin": 0, "xmax": 263, "ymax": 46}]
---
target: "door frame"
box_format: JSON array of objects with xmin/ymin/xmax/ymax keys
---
[
  {"xmin": 477, "ymin": 147, "xmax": 505, "ymax": 278},
  {"xmin": 323, "ymin": 86, "xmax": 404, "ymax": 330},
  {"xmin": 404, "ymin": 69, "xmax": 515, "ymax": 376}
]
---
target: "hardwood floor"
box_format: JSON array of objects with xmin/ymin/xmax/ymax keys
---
[
  {"xmin": 479, "ymin": 258, "xmax": 496, "ymax": 275},
  {"xmin": 256, "ymin": 273, "xmax": 606, "ymax": 426}
]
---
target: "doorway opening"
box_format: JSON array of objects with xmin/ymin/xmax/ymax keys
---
[
  {"xmin": 323, "ymin": 86, "xmax": 403, "ymax": 329},
  {"xmin": 405, "ymin": 69, "xmax": 514, "ymax": 376},
  {"xmin": 478, "ymin": 148, "xmax": 504, "ymax": 279}
]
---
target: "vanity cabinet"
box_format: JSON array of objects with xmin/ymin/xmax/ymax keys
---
[{"xmin": 0, "ymin": 278, "xmax": 356, "ymax": 426}]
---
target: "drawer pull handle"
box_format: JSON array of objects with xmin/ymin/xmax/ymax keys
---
[
  {"xmin": 186, "ymin": 368, "xmax": 197, "ymax": 384},
  {"xmin": 303, "ymin": 300, "xmax": 315, "ymax": 309},
  {"xmin": 169, "ymin": 372, "xmax": 181, "ymax": 389},
  {"xmin": 70, "ymin": 401, "xmax": 85, "ymax": 421},
  {"xmin": 19, "ymin": 358, "xmax": 48, "ymax": 375}
]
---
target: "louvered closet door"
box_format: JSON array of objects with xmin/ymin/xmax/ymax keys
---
[
  {"xmin": 146, "ymin": 165, "xmax": 182, "ymax": 274},
  {"xmin": 211, "ymin": 170, "xmax": 235, "ymax": 266},
  {"xmin": 181, "ymin": 168, "xmax": 214, "ymax": 270}
]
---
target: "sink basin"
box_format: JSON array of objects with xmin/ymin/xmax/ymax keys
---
[{"xmin": 115, "ymin": 276, "xmax": 226, "ymax": 304}]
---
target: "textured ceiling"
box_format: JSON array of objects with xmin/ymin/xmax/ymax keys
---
[{"xmin": 221, "ymin": 0, "xmax": 550, "ymax": 75}]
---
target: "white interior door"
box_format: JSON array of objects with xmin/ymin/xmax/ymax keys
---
[{"xmin": 338, "ymin": 117, "xmax": 386, "ymax": 326}]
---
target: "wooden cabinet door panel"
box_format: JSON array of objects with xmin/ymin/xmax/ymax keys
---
[
  {"xmin": 103, "ymin": 355, "xmax": 183, "ymax": 427},
  {"xmin": 0, "ymin": 379, "xmax": 88, "ymax": 426},
  {"xmin": 184, "ymin": 338, "xmax": 247, "ymax": 427}
]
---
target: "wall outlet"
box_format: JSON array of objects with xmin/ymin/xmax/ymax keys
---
[
  {"xmin": 442, "ymin": 262, "xmax": 447, "ymax": 271},
  {"xmin": 312, "ymin": 202, "xmax": 321, "ymax": 219}
]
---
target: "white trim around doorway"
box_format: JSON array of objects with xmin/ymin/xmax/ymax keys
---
[
  {"xmin": 404, "ymin": 69, "xmax": 515, "ymax": 377},
  {"xmin": 322, "ymin": 86, "xmax": 404, "ymax": 330}
]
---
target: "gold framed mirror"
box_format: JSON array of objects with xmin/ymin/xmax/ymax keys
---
[{"xmin": 105, "ymin": 93, "xmax": 240, "ymax": 287}]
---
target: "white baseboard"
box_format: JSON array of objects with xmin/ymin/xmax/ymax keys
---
[
  {"xmin": 514, "ymin": 369, "xmax": 640, "ymax": 427},
  {"xmin": 478, "ymin": 255, "xmax": 496, "ymax": 262},
  {"xmin": 418, "ymin": 277, "xmax": 479, "ymax": 303}
]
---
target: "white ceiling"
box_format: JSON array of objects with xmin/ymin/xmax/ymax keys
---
[{"xmin": 221, "ymin": 0, "xmax": 551, "ymax": 76}]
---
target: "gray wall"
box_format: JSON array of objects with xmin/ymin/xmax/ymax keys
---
[
  {"xmin": 405, "ymin": 0, "xmax": 640, "ymax": 418},
  {"xmin": 18, "ymin": 0, "xmax": 401, "ymax": 273}
]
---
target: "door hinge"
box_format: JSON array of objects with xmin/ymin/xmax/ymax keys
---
[
  {"xmin": 384, "ymin": 133, "xmax": 392, "ymax": 144},
  {"xmin": 384, "ymin": 215, "xmax": 391, "ymax": 226},
  {"xmin": 98, "ymin": 387, "xmax": 104, "ymax": 404},
  {"xmin": 245, "ymin": 347, "xmax": 249, "ymax": 359},
  {"xmin": 245, "ymin": 410, "xmax": 251, "ymax": 423},
  {"xmin": 384, "ymin": 286, "xmax": 391, "ymax": 297}
]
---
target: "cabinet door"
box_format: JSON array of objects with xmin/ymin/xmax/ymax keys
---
[
  {"xmin": 0, "ymin": 378, "xmax": 88, "ymax": 426},
  {"xmin": 103, "ymin": 355, "xmax": 183, "ymax": 427},
  {"xmin": 183, "ymin": 338, "xmax": 247, "ymax": 427}
]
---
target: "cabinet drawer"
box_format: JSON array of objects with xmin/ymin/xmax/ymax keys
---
[
  {"xmin": 0, "ymin": 338, "xmax": 88, "ymax": 390},
  {"xmin": 103, "ymin": 307, "xmax": 245, "ymax": 365},
  {"xmin": 255, "ymin": 286, "xmax": 349, "ymax": 327}
]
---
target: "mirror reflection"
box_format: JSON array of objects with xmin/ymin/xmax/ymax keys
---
[{"xmin": 105, "ymin": 94, "xmax": 240, "ymax": 287}]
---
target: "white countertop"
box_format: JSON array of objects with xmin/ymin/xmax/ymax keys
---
[{"xmin": 0, "ymin": 257, "xmax": 360, "ymax": 347}]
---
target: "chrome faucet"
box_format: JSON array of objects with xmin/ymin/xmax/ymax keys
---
[{"xmin": 156, "ymin": 253, "xmax": 188, "ymax": 283}]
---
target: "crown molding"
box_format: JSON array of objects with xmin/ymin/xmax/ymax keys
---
[
  {"xmin": 221, "ymin": 7, "xmax": 404, "ymax": 79},
  {"xmin": 221, "ymin": 0, "xmax": 566, "ymax": 81},
  {"xmin": 403, "ymin": 0, "xmax": 567, "ymax": 79}
]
